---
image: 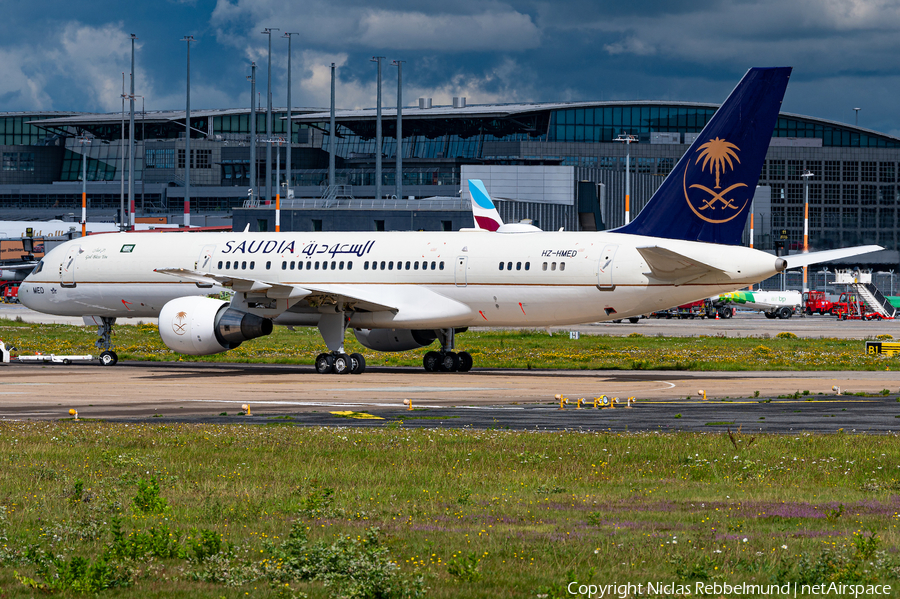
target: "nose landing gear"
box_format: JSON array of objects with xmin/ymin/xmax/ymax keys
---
[{"xmin": 95, "ymin": 317, "xmax": 119, "ymax": 366}]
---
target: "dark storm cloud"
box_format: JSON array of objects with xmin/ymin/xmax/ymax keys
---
[{"xmin": 0, "ymin": 1, "xmax": 898, "ymax": 135}]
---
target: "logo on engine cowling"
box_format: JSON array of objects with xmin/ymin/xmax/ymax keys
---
[{"xmin": 173, "ymin": 311, "xmax": 187, "ymax": 335}]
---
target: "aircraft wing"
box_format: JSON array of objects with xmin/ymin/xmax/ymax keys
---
[
  {"xmin": 636, "ymin": 246, "xmax": 727, "ymax": 285},
  {"xmin": 154, "ymin": 268, "xmax": 398, "ymax": 312},
  {"xmin": 0, "ymin": 262, "xmax": 38, "ymax": 271},
  {"xmin": 782, "ymin": 245, "xmax": 883, "ymax": 269}
]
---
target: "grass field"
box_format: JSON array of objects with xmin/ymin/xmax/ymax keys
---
[
  {"xmin": 0, "ymin": 423, "xmax": 898, "ymax": 598},
  {"xmin": 0, "ymin": 317, "xmax": 896, "ymax": 371}
]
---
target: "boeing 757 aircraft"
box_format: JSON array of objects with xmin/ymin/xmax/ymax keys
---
[{"xmin": 18, "ymin": 67, "xmax": 880, "ymax": 374}]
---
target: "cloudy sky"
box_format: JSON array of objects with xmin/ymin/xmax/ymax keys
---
[{"xmin": 2, "ymin": 0, "xmax": 900, "ymax": 136}]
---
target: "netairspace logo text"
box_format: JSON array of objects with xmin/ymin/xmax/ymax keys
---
[{"xmin": 566, "ymin": 581, "xmax": 893, "ymax": 598}]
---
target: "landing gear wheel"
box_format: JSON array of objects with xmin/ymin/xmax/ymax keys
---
[
  {"xmin": 99, "ymin": 351, "xmax": 118, "ymax": 366},
  {"xmin": 333, "ymin": 353, "xmax": 352, "ymax": 375},
  {"xmin": 439, "ymin": 352, "xmax": 461, "ymax": 372},
  {"xmin": 315, "ymin": 353, "xmax": 335, "ymax": 374},
  {"xmin": 423, "ymin": 351, "xmax": 441, "ymax": 372},
  {"xmin": 350, "ymin": 353, "xmax": 366, "ymax": 375},
  {"xmin": 457, "ymin": 351, "xmax": 473, "ymax": 372}
]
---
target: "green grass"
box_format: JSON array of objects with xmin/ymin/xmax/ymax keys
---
[
  {"xmin": 1, "ymin": 422, "xmax": 899, "ymax": 598},
  {"xmin": 1, "ymin": 318, "xmax": 896, "ymax": 371}
]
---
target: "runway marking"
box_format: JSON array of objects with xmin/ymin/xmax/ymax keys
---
[
  {"xmin": 190, "ymin": 399, "xmax": 525, "ymax": 409},
  {"xmin": 318, "ymin": 387, "xmax": 507, "ymax": 393}
]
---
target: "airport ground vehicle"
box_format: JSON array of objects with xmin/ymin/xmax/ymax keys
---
[
  {"xmin": 803, "ymin": 290, "xmax": 834, "ymax": 315},
  {"xmin": 0, "ymin": 281, "xmax": 19, "ymax": 303},
  {"xmin": 831, "ymin": 292, "xmax": 885, "ymax": 320}
]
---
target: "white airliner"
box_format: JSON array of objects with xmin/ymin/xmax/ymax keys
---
[{"xmin": 18, "ymin": 67, "xmax": 880, "ymax": 373}]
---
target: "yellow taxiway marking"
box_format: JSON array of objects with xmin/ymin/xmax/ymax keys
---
[{"xmin": 330, "ymin": 411, "xmax": 384, "ymax": 420}]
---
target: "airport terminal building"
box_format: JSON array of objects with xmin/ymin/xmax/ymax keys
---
[{"xmin": 1, "ymin": 99, "xmax": 899, "ymax": 258}]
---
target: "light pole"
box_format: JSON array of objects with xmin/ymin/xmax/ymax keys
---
[
  {"xmin": 328, "ymin": 63, "xmax": 336, "ymax": 190},
  {"xmin": 283, "ymin": 32, "xmax": 298, "ymax": 201},
  {"xmin": 260, "ymin": 137, "xmax": 284, "ymax": 230},
  {"xmin": 853, "ymin": 107, "xmax": 861, "ymax": 126},
  {"xmin": 371, "ymin": 56, "xmax": 384, "ymax": 200},
  {"xmin": 128, "ymin": 34, "xmax": 137, "ymax": 230},
  {"xmin": 614, "ymin": 133, "xmax": 637, "ymax": 225},
  {"xmin": 119, "ymin": 72, "xmax": 125, "ymax": 231},
  {"xmin": 248, "ymin": 62, "xmax": 257, "ymax": 204},
  {"xmin": 261, "ymin": 28, "xmax": 278, "ymax": 201},
  {"xmin": 182, "ymin": 35, "xmax": 195, "ymax": 228},
  {"xmin": 801, "ymin": 169, "xmax": 814, "ymax": 292},
  {"xmin": 392, "ymin": 59, "xmax": 405, "ymax": 200},
  {"xmin": 78, "ymin": 135, "xmax": 91, "ymax": 237}
]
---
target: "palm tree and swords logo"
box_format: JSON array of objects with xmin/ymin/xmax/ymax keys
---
[{"xmin": 683, "ymin": 137, "xmax": 749, "ymax": 224}]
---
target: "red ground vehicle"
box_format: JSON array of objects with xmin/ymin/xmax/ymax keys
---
[
  {"xmin": 803, "ymin": 290, "xmax": 834, "ymax": 315},
  {"xmin": 0, "ymin": 281, "xmax": 20, "ymax": 303},
  {"xmin": 831, "ymin": 292, "xmax": 883, "ymax": 320}
]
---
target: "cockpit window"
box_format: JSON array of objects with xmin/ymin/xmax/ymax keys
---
[{"xmin": 31, "ymin": 260, "xmax": 43, "ymax": 275}]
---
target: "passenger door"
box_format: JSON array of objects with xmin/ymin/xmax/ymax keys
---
[{"xmin": 597, "ymin": 244, "xmax": 617, "ymax": 290}]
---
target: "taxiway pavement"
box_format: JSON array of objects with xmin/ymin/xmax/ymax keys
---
[{"xmin": 1, "ymin": 361, "xmax": 898, "ymax": 433}]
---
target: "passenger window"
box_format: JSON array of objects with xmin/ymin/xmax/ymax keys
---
[
  {"xmin": 339, "ymin": 261, "xmax": 344, "ymax": 270},
  {"xmin": 323, "ymin": 261, "xmax": 328, "ymax": 270},
  {"xmin": 306, "ymin": 262, "xmax": 311, "ymax": 270},
  {"xmin": 331, "ymin": 261, "xmax": 336, "ymax": 269},
  {"xmin": 388, "ymin": 261, "xmax": 394, "ymax": 270},
  {"xmin": 431, "ymin": 261, "xmax": 436, "ymax": 270},
  {"xmin": 217, "ymin": 261, "xmax": 222, "ymax": 269},
  {"xmin": 298, "ymin": 261, "xmax": 303, "ymax": 270},
  {"xmin": 516, "ymin": 262, "xmax": 521, "ymax": 270},
  {"xmin": 281, "ymin": 261, "xmax": 287, "ymax": 270},
  {"xmin": 405, "ymin": 261, "xmax": 410, "ymax": 270},
  {"xmin": 380, "ymin": 261, "xmax": 386, "ymax": 269},
  {"xmin": 364, "ymin": 261, "xmax": 369, "ymax": 270},
  {"xmin": 560, "ymin": 262, "xmax": 566, "ymax": 271},
  {"xmin": 525, "ymin": 262, "xmax": 530, "ymax": 270},
  {"xmin": 315, "ymin": 261, "xmax": 320, "ymax": 270},
  {"xmin": 265, "ymin": 261, "xmax": 271, "ymax": 270},
  {"xmin": 440, "ymin": 261, "xmax": 444, "ymax": 270},
  {"xmin": 414, "ymin": 261, "xmax": 419, "ymax": 270},
  {"xmin": 347, "ymin": 262, "xmax": 352, "ymax": 270},
  {"xmin": 542, "ymin": 262, "xmax": 547, "ymax": 271},
  {"xmin": 507, "ymin": 261, "xmax": 513, "ymax": 270},
  {"xmin": 499, "ymin": 262, "xmax": 504, "ymax": 270},
  {"xmin": 241, "ymin": 261, "xmax": 247, "ymax": 269},
  {"xmin": 290, "ymin": 261, "xmax": 295, "ymax": 270},
  {"xmin": 250, "ymin": 261, "xmax": 255, "ymax": 270},
  {"xmin": 551, "ymin": 262, "xmax": 556, "ymax": 271}
]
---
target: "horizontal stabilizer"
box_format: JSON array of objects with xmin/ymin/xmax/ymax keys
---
[
  {"xmin": 782, "ymin": 245, "xmax": 883, "ymax": 269},
  {"xmin": 637, "ymin": 246, "xmax": 726, "ymax": 284}
]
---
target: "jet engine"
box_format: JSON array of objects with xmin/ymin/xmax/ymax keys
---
[
  {"xmin": 353, "ymin": 328, "xmax": 437, "ymax": 352},
  {"xmin": 159, "ymin": 296, "xmax": 273, "ymax": 356}
]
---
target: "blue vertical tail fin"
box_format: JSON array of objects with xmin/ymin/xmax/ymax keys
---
[{"xmin": 615, "ymin": 67, "xmax": 791, "ymax": 245}]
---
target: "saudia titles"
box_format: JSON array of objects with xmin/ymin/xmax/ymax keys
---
[{"xmin": 682, "ymin": 137, "xmax": 749, "ymax": 224}]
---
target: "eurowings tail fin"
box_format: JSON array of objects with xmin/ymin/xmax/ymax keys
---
[
  {"xmin": 615, "ymin": 67, "xmax": 791, "ymax": 245},
  {"xmin": 467, "ymin": 179, "xmax": 504, "ymax": 231}
]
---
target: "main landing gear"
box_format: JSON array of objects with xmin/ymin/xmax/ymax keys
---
[
  {"xmin": 315, "ymin": 352, "xmax": 366, "ymax": 375},
  {"xmin": 95, "ymin": 317, "xmax": 119, "ymax": 366},
  {"xmin": 422, "ymin": 328, "xmax": 472, "ymax": 373},
  {"xmin": 314, "ymin": 309, "xmax": 366, "ymax": 375}
]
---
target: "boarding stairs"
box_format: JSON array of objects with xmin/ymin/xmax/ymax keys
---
[
  {"xmin": 835, "ymin": 269, "xmax": 896, "ymax": 319},
  {"xmin": 855, "ymin": 283, "xmax": 896, "ymax": 319}
]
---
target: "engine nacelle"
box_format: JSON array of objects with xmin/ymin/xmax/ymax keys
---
[
  {"xmin": 353, "ymin": 328, "xmax": 437, "ymax": 352},
  {"xmin": 159, "ymin": 296, "xmax": 273, "ymax": 356}
]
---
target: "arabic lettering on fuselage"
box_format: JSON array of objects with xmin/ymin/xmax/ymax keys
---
[{"xmin": 221, "ymin": 239, "xmax": 375, "ymax": 258}]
